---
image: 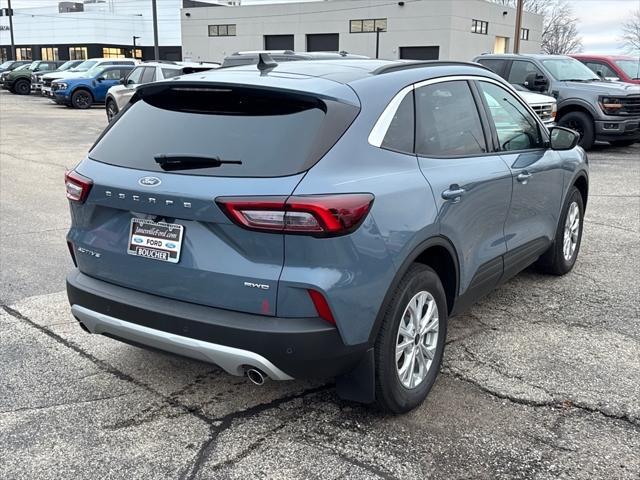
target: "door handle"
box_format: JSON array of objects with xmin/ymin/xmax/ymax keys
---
[
  {"xmin": 441, "ymin": 186, "xmax": 466, "ymax": 202},
  {"xmin": 517, "ymin": 172, "xmax": 532, "ymax": 184}
]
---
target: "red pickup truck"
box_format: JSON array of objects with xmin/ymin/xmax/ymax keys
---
[{"xmin": 571, "ymin": 54, "xmax": 640, "ymax": 85}]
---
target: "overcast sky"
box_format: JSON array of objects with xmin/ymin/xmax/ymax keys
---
[{"xmin": 2, "ymin": 0, "xmax": 639, "ymax": 54}]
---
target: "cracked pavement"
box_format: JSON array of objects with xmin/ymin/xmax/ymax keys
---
[{"xmin": 1, "ymin": 90, "xmax": 639, "ymax": 480}]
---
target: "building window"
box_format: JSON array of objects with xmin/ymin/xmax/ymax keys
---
[
  {"xmin": 208, "ymin": 24, "xmax": 236, "ymax": 37},
  {"xmin": 132, "ymin": 48, "xmax": 143, "ymax": 60},
  {"xmin": 520, "ymin": 28, "xmax": 529, "ymax": 41},
  {"xmin": 41, "ymin": 47, "xmax": 59, "ymax": 61},
  {"xmin": 0, "ymin": 48, "xmax": 7, "ymax": 62},
  {"xmin": 102, "ymin": 47, "xmax": 126, "ymax": 58},
  {"xmin": 350, "ymin": 18, "xmax": 387, "ymax": 33},
  {"xmin": 69, "ymin": 47, "xmax": 88, "ymax": 60},
  {"xmin": 471, "ymin": 19, "xmax": 488, "ymax": 35},
  {"xmin": 16, "ymin": 48, "xmax": 32, "ymax": 61}
]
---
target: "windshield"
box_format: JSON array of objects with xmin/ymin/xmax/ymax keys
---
[
  {"xmin": 13, "ymin": 64, "xmax": 30, "ymax": 71},
  {"xmin": 80, "ymin": 66, "xmax": 106, "ymax": 78},
  {"xmin": 615, "ymin": 59, "xmax": 640, "ymax": 80},
  {"xmin": 541, "ymin": 58, "xmax": 600, "ymax": 81},
  {"xmin": 57, "ymin": 61, "xmax": 77, "ymax": 71},
  {"xmin": 28, "ymin": 63, "xmax": 41, "ymax": 71},
  {"xmin": 71, "ymin": 60, "xmax": 97, "ymax": 72}
]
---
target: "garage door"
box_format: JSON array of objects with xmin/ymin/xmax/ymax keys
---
[
  {"xmin": 399, "ymin": 46, "xmax": 440, "ymax": 60},
  {"xmin": 306, "ymin": 33, "xmax": 339, "ymax": 52},
  {"xmin": 264, "ymin": 35, "xmax": 294, "ymax": 51}
]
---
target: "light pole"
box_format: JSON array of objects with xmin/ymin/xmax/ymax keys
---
[
  {"xmin": 375, "ymin": 27, "xmax": 383, "ymax": 59},
  {"xmin": 151, "ymin": 0, "xmax": 159, "ymax": 60},
  {"xmin": 132, "ymin": 35, "xmax": 140, "ymax": 59}
]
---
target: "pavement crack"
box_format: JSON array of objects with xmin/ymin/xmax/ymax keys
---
[
  {"xmin": 585, "ymin": 220, "xmax": 638, "ymax": 233},
  {"xmin": 444, "ymin": 371, "xmax": 639, "ymax": 428},
  {"xmin": 0, "ymin": 392, "xmax": 131, "ymax": 414},
  {"xmin": 179, "ymin": 385, "xmax": 330, "ymax": 480}
]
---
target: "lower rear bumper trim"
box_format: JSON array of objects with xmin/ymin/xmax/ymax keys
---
[{"xmin": 71, "ymin": 304, "xmax": 294, "ymax": 380}]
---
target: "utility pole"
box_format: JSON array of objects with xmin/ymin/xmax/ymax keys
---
[
  {"xmin": 151, "ymin": 0, "xmax": 159, "ymax": 60},
  {"xmin": 7, "ymin": 0, "xmax": 15, "ymax": 61},
  {"xmin": 513, "ymin": 0, "xmax": 524, "ymax": 54}
]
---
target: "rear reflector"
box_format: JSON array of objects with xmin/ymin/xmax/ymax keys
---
[
  {"xmin": 308, "ymin": 289, "xmax": 336, "ymax": 325},
  {"xmin": 216, "ymin": 194, "xmax": 374, "ymax": 237},
  {"xmin": 67, "ymin": 241, "xmax": 77, "ymax": 266},
  {"xmin": 65, "ymin": 170, "xmax": 93, "ymax": 203}
]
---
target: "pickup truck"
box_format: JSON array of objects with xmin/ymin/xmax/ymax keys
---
[{"xmin": 474, "ymin": 53, "xmax": 640, "ymax": 148}]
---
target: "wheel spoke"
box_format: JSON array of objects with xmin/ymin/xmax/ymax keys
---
[
  {"xmin": 420, "ymin": 343, "xmax": 435, "ymax": 361},
  {"xmin": 420, "ymin": 317, "xmax": 438, "ymax": 336}
]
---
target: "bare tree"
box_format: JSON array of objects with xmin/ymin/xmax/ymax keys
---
[
  {"xmin": 540, "ymin": 1, "xmax": 582, "ymax": 54},
  {"xmin": 490, "ymin": 0, "xmax": 582, "ymax": 54},
  {"xmin": 621, "ymin": 9, "xmax": 640, "ymax": 53}
]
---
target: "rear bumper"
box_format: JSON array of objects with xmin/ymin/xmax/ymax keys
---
[
  {"xmin": 595, "ymin": 118, "xmax": 640, "ymax": 142},
  {"xmin": 67, "ymin": 269, "xmax": 367, "ymax": 379}
]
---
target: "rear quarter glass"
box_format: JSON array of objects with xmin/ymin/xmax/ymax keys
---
[{"xmin": 89, "ymin": 85, "xmax": 359, "ymax": 177}]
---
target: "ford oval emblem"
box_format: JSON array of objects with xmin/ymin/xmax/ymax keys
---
[{"xmin": 138, "ymin": 176, "xmax": 161, "ymax": 187}]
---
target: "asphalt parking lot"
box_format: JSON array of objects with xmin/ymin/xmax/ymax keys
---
[{"xmin": 1, "ymin": 90, "xmax": 639, "ymax": 480}]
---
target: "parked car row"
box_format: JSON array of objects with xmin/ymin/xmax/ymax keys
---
[{"xmin": 3, "ymin": 52, "xmax": 638, "ymax": 150}]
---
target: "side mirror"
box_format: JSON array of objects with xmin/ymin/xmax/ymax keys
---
[
  {"xmin": 595, "ymin": 70, "xmax": 604, "ymax": 79},
  {"xmin": 524, "ymin": 72, "xmax": 548, "ymax": 92},
  {"xmin": 96, "ymin": 76, "xmax": 105, "ymax": 82},
  {"xmin": 549, "ymin": 126, "xmax": 580, "ymax": 151},
  {"xmin": 119, "ymin": 78, "xmax": 126, "ymax": 84}
]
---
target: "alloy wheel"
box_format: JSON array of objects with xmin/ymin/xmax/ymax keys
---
[
  {"xmin": 563, "ymin": 201, "xmax": 580, "ymax": 261},
  {"xmin": 395, "ymin": 290, "xmax": 439, "ymax": 389}
]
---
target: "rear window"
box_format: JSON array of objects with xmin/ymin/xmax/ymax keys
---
[{"xmin": 89, "ymin": 85, "xmax": 358, "ymax": 177}]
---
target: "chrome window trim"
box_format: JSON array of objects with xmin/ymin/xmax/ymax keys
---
[{"xmin": 368, "ymin": 75, "xmax": 548, "ymax": 149}]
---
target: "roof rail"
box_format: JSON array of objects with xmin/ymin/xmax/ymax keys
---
[
  {"xmin": 372, "ymin": 60, "xmax": 490, "ymax": 75},
  {"xmin": 142, "ymin": 60, "xmax": 178, "ymax": 65}
]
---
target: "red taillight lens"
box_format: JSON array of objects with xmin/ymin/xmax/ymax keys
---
[
  {"xmin": 65, "ymin": 170, "xmax": 93, "ymax": 203},
  {"xmin": 216, "ymin": 194, "xmax": 374, "ymax": 237},
  {"xmin": 308, "ymin": 289, "xmax": 335, "ymax": 325}
]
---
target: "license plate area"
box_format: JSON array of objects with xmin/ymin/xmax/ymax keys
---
[{"xmin": 127, "ymin": 218, "xmax": 184, "ymax": 263}]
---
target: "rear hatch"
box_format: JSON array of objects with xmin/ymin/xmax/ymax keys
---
[{"xmin": 68, "ymin": 77, "xmax": 359, "ymax": 316}]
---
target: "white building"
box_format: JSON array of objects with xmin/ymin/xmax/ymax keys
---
[
  {"xmin": 181, "ymin": 0, "xmax": 543, "ymax": 63},
  {"xmin": 0, "ymin": 0, "xmax": 226, "ymax": 62}
]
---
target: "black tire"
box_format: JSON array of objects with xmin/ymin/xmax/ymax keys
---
[
  {"xmin": 536, "ymin": 186, "xmax": 584, "ymax": 275},
  {"xmin": 609, "ymin": 140, "xmax": 635, "ymax": 147},
  {"xmin": 106, "ymin": 99, "xmax": 118, "ymax": 121},
  {"xmin": 13, "ymin": 79, "xmax": 30, "ymax": 95},
  {"xmin": 374, "ymin": 264, "xmax": 448, "ymax": 414},
  {"xmin": 71, "ymin": 89, "xmax": 93, "ymax": 109},
  {"xmin": 558, "ymin": 111, "xmax": 595, "ymax": 150}
]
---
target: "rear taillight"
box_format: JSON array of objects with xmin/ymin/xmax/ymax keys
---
[
  {"xmin": 65, "ymin": 170, "xmax": 93, "ymax": 203},
  {"xmin": 216, "ymin": 194, "xmax": 374, "ymax": 237},
  {"xmin": 308, "ymin": 289, "xmax": 336, "ymax": 325}
]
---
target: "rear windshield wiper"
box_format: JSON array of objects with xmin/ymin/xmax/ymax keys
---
[{"xmin": 154, "ymin": 154, "xmax": 242, "ymax": 171}]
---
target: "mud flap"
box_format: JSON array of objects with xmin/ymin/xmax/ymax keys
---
[{"xmin": 335, "ymin": 347, "xmax": 375, "ymax": 403}]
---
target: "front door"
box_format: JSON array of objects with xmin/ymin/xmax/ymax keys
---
[
  {"xmin": 476, "ymin": 80, "xmax": 565, "ymax": 278},
  {"xmin": 414, "ymin": 79, "xmax": 512, "ymax": 302}
]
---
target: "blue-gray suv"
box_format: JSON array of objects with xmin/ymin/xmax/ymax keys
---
[{"xmin": 65, "ymin": 59, "xmax": 588, "ymax": 413}]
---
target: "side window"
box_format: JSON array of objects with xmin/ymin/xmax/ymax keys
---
[
  {"xmin": 102, "ymin": 69, "xmax": 122, "ymax": 80},
  {"xmin": 585, "ymin": 62, "xmax": 616, "ymax": 78},
  {"xmin": 478, "ymin": 81, "xmax": 544, "ymax": 152},
  {"xmin": 140, "ymin": 67, "xmax": 156, "ymax": 84},
  {"xmin": 477, "ymin": 59, "xmax": 506, "ymax": 77},
  {"xmin": 381, "ymin": 91, "xmax": 414, "ymax": 154},
  {"xmin": 508, "ymin": 60, "xmax": 545, "ymax": 89},
  {"xmin": 126, "ymin": 67, "xmax": 144, "ymax": 85},
  {"xmin": 162, "ymin": 68, "xmax": 182, "ymax": 79},
  {"xmin": 415, "ymin": 81, "xmax": 486, "ymax": 157}
]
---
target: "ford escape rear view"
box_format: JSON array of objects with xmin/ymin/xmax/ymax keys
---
[{"xmin": 66, "ymin": 58, "xmax": 589, "ymax": 413}]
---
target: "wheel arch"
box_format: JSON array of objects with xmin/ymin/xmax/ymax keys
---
[
  {"xmin": 572, "ymin": 171, "xmax": 589, "ymax": 209},
  {"xmin": 71, "ymin": 86, "xmax": 95, "ymax": 101},
  {"xmin": 557, "ymin": 100, "xmax": 596, "ymax": 122},
  {"xmin": 368, "ymin": 236, "xmax": 460, "ymax": 344}
]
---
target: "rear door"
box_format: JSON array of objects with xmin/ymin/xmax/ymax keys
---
[
  {"xmin": 475, "ymin": 80, "xmax": 564, "ymax": 277},
  {"xmin": 69, "ymin": 82, "xmax": 358, "ymax": 316},
  {"xmin": 414, "ymin": 79, "xmax": 512, "ymax": 301}
]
